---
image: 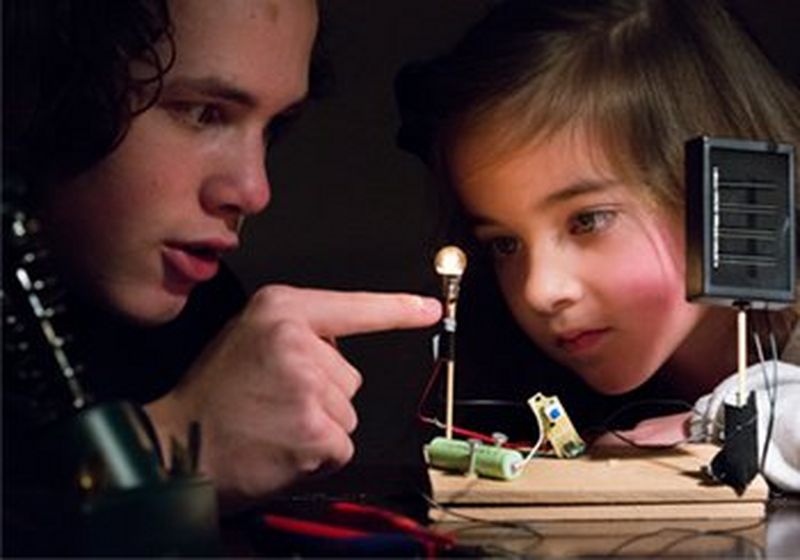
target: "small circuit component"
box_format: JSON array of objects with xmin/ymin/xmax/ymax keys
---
[
  {"xmin": 424, "ymin": 436, "xmax": 524, "ymax": 480},
  {"xmin": 528, "ymin": 392, "xmax": 585, "ymax": 458}
]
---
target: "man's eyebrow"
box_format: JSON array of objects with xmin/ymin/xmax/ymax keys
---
[
  {"xmin": 164, "ymin": 76, "xmax": 310, "ymax": 117},
  {"xmin": 163, "ymin": 76, "xmax": 256, "ymax": 107}
]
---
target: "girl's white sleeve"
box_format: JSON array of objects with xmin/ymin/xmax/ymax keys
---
[{"xmin": 688, "ymin": 361, "xmax": 800, "ymax": 492}]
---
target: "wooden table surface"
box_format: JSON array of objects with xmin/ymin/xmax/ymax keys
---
[{"xmin": 427, "ymin": 443, "xmax": 799, "ymax": 558}]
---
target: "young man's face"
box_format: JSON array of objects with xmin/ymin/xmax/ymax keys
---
[
  {"xmin": 41, "ymin": 0, "xmax": 318, "ymax": 324},
  {"xmin": 447, "ymin": 123, "xmax": 711, "ymax": 394}
]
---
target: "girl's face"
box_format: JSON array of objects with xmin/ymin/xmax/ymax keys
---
[
  {"xmin": 448, "ymin": 124, "xmax": 711, "ymax": 394},
  {"xmin": 40, "ymin": 0, "xmax": 318, "ymax": 325}
]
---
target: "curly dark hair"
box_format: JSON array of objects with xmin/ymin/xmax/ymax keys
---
[{"xmin": 3, "ymin": 0, "xmax": 175, "ymax": 191}]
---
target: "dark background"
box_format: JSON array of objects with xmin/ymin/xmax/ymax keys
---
[
  {"xmin": 225, "ymin": 1, "xmax": 494, "ymax": 490},
  {"xmin": 223, "ymin": 0, "xmax": 800, "ymax": 495}
]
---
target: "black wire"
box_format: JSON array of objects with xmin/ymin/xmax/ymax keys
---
[
  {"xmin": 421, "ymin": 492, "xmax": 544, "ymax": 542},
  {"xmin": 760, "ymin": 312, "xmax": 780, "ymax": 476},
  {"xmin": 453, "ymin": 399, "xmax": 525, "ymax": 407},
  {"xmin": 598, "ymin": 398, "xmax": 694, "ymax": 429},
  {"xmin": 446, "ymin": 523, "xmax": 540, "ymax": 559},
  {"xmin": 750, "ymin": 311, "xmax": 780, "ymax": 479},
  {"xmin": 603, "ymin": 518, "xmax": 767, "ymax": 557},
  {"xmin": 653, "ymin": 522, "xmax": 766, "ymax": 557},
  {"xmin": 586, "ymin": 398, "xmax": 695, "ymax": 450},
  {"xmin": 753, "ymin": 312, "xmax": 778, "ymax": 410}
]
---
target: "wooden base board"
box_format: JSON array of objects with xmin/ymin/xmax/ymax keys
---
[
  {"xmin": 429, "ymin": 444, "xmax": 768, "ymax": 521},
  {"xmin": 429, "ymin": 501, "xmax": 765, "ymax": 521}
]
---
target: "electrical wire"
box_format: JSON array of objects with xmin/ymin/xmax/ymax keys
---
[
  {"xmin": 653, "ymin": 523, "xmax": 766, "ymax": 558},
  {"xmin": 453, "ymin": 399, "xmax": 525, "ymax": 407},
  {"xmin": 604, "ymin": 518, "xmax": 767, "ymax": 557},
  {"xmin": 752, "ymin": 311, "xmax": 779, "ymax": 479},
  {"xmin": 416, "ymin": 357, "xmax": 541, "ymax": 451},
  {"xmin": 511, "ymin": 407, "xmax": 545, "ymax": 474},
  {"xmin": 585, "ymin": 398, "xmax": 695, "ymax": 449},
  {"xmin": 421, "ymin": 492, "xmax": 544, "ymax": 542}
]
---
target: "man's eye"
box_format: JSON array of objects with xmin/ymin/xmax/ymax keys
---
[
  {"xmin": 485, "ymin": 236, "xmax": 521, "ymax": 259},
  {"xmin": 171, "ymin": 103, "xmax": 224, "ymax": 128},
  {"xmin": 568, "ymin": 209, "xmax": 617, "ymax": 235}
]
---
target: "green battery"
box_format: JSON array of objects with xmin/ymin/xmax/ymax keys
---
[{"xmin": 424, "ymin": 436, "xmax": 524, "ymax": 480}]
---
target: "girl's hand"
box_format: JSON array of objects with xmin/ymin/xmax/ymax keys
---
[{"xmin": 592, "ymin": 411, "xmax": 692, "ymax": 448}]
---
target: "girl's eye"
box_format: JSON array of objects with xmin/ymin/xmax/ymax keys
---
[
  {"xmin": 484, "ymin": 236, "xmax": 521, "ymax": 259},
  {"xmin": 568, "ymin": 209, "xmax": 617, "ymax": 235}
]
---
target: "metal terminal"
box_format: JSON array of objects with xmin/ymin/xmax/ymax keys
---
[
  {"xmin": 491, "ymin": 432, "xmax": 509, "ymax": 447},
  {"xmin": 466, "ymin": 439, "xmax": 481, "ymax": 477}
]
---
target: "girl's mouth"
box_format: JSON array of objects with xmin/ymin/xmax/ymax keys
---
[{"xmin": 556, "ymin": 328, "xmax": 611, "ymax": 354}]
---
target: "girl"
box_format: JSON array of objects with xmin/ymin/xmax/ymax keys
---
[{"xmin": 397, "ymin": 0, "xmax": 800, "ymax": 491}]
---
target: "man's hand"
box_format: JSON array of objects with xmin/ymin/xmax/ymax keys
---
[{"xmin": 145, "ymin": 285, "xmax": 441, "ymax": 512}]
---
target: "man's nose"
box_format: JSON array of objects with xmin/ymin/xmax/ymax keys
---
[
  {"xmin": 201, "ymin": 136, "xmax": 271, "ymax": 218},
  {"xmin": 523, "ymin": 245, "xmax": 583, "ymax": 316}
]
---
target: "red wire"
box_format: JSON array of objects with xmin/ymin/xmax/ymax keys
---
[
  {"xmin": 416, "ymin": 359, "xmax": 444, "ymax": 419},
  {"xmin": 417, "ymin": 358, "xmax": 535, "ymax": 450}
]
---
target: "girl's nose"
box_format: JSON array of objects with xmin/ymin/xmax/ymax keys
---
[{"xmin": 523, "ymin": 246, "xmax": 583, "ymax": 316}]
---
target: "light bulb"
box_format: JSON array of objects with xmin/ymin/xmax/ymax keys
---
[{"xmin": 434, "ymin": 245, "xmax": 467, "ymax": 277}]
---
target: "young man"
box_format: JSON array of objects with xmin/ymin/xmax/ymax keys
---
[{"xmin": 3, "ymin": 0, "xmax": 441, "ymax": 525}]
